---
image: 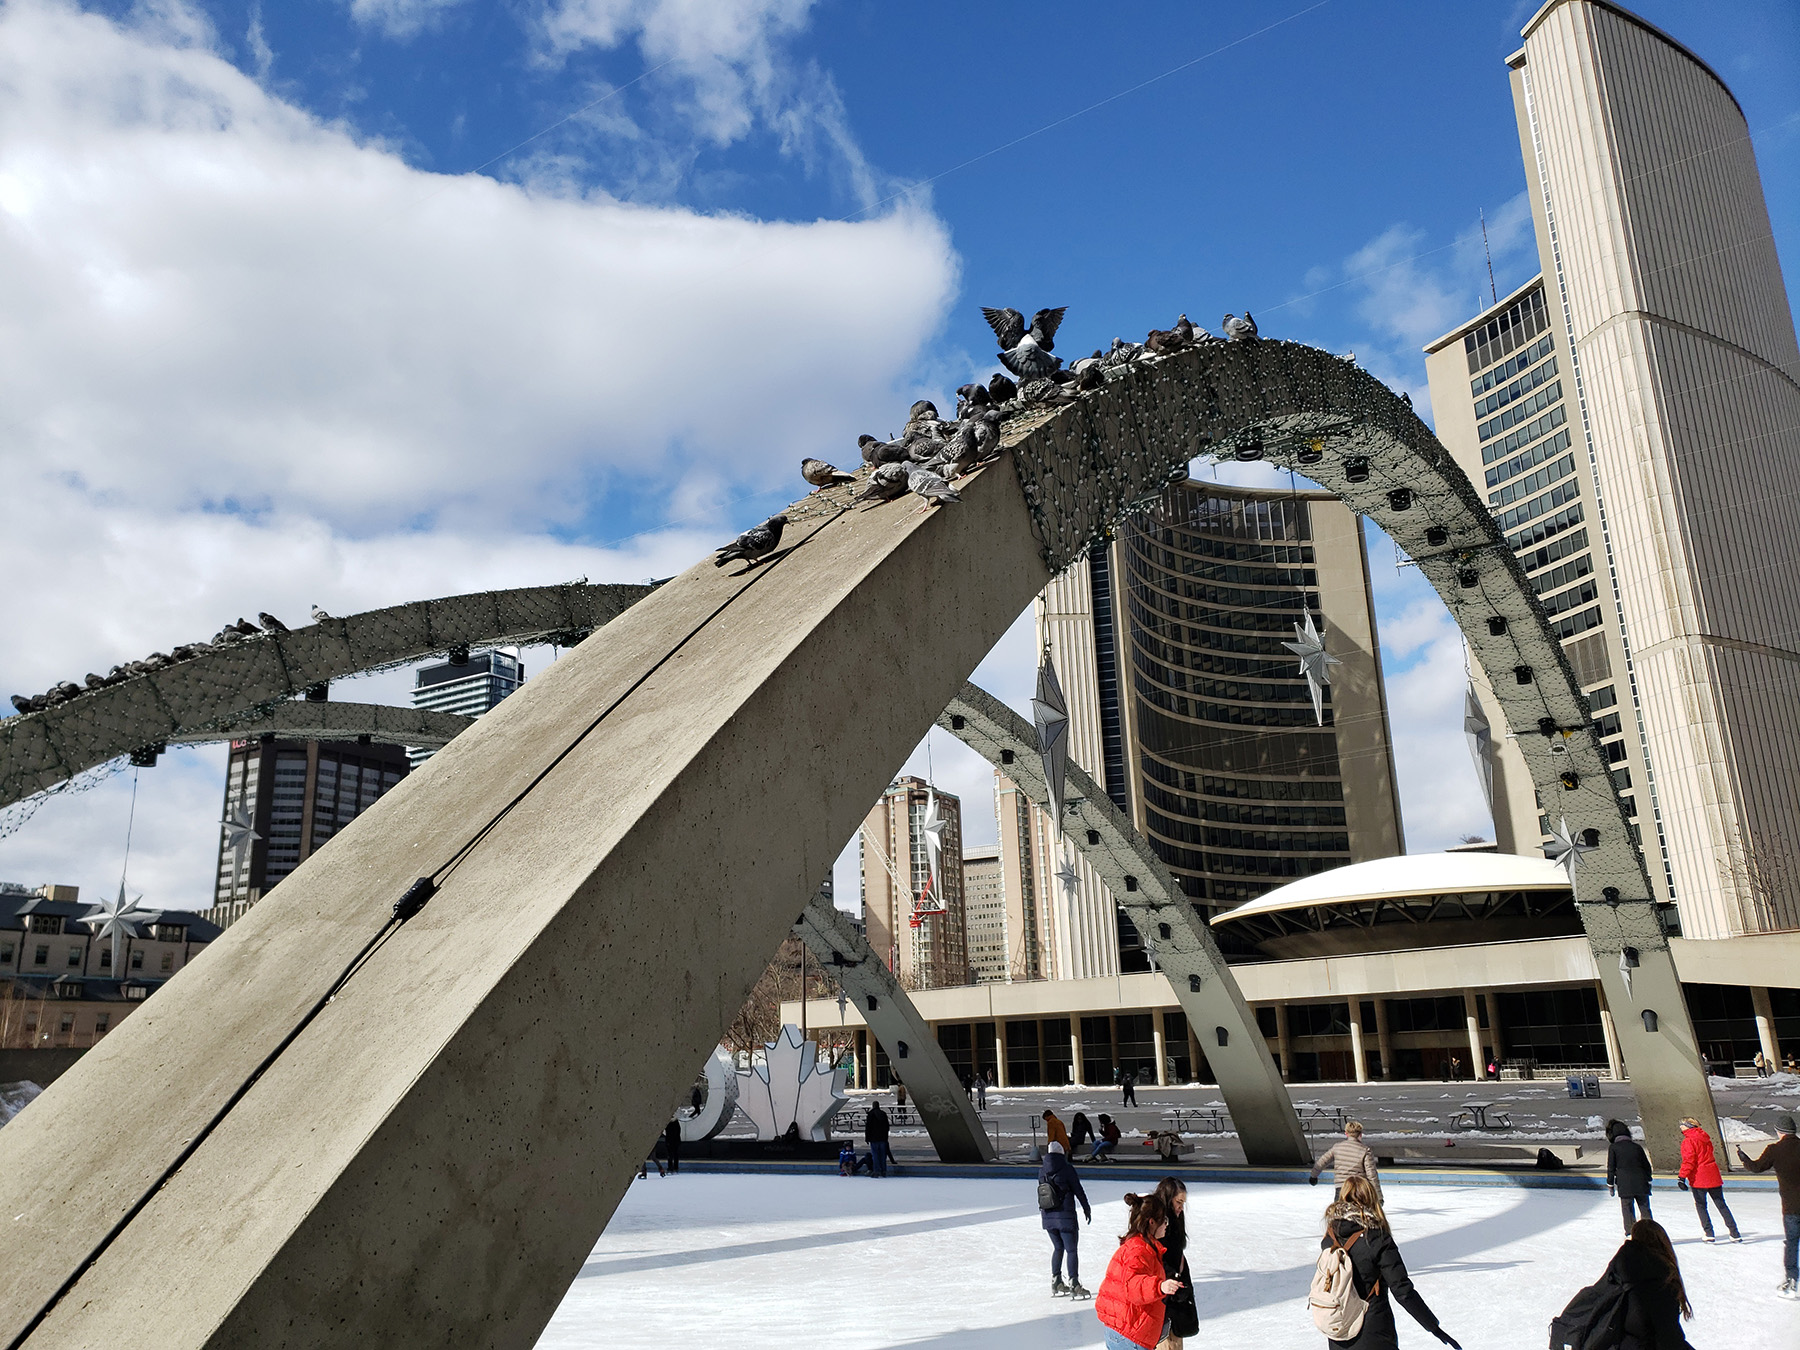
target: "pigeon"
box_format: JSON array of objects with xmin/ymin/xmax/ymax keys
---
[
  {"xmin": 907, "ymin": 464, "xmax": 961, "ymax": 509},
  {"xmin": 1223, "ymin": 312, "xmax": 1258, "ymax": 341},
  {"xmin": 984, "ymin": 305, "xmax": 1067, "ymax": 382},
  {"xmin": 84, "ymin": 673, "xmax": 105, "ymax": 689},
  {"xmin": 801, "ymin": 458, "xmax": 856, "ymax": 490},
  {"xmin": 713, "ymin": 514, "xmax": 788, "ymax": 570},
  {"xmin": 858, "ymin": 434, "xmax": 913, "ymax": 466},
  {"xmin": 968, "ymin": 408, "xmax": 1004, "ymax": 459},
  {"xmin": 232, "ymin": 618, "xmax": 260, "ymax": 636},
  {"xmin": 1145, "ymin": 314, "xmax": 1195, "ymax": 355},
  {"xmin": 310, "ymin": 604, "xmax": 332, "ymax": 623},
  {"xmin": 988, "ymin": 372, "xmax": 1019, "ymax": 404},
  {"xmin": 1073, "ymin": 362, "xmax": 1105, "ymax": 391},
  {"xmin": 932, "ymin": 424, "xmax": 982, "ymax": 480},
  {"xmin": 854, "ymin": 461, "xmax": 911, "ymax": 504},
  {"xmin": 907, "ymin": 399, "xmax": 940, "ymax": 424},
  {"xmin": 11, "ymin": 694, "xmax": 35, "ymax": 713},
  {"xmin": 258, "ymin": 612, "xmax": 288, "ymax": 633},
  {"xmin": 955, "ymin": 383, "xmax": 991, "ymax": 417}
]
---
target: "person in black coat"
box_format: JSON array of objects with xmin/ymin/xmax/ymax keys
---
[
  {"xmin": 1151, "ymin": 1176, "xmax": 1197, "ymax": 1349},
  {"xmin": 1319, "ymin": 1177, "xmax": 1460, "ymax": 1350},
  {"xmin": 663, "ymin": 1119, "xmax": 682, "ymax": 1174},
  {"xmin": 1070, "ymin": 1111, "xmax": 1095, "ymax": 1152},
  {"xmin": 864, "ymin": 1102, "xmax": 891, "ymax": 1177},
  {"xmin": 1607, "ymin": 1119, "xmax": 1654, "ymax": 1235},
  {"xmin": 1038, "ymin": 1142, "xmax": 1092, "ymax": 1298},
  {"xmin": 1604, "ymin": 1220, "xmax": 1696, "ymax": 1349}
]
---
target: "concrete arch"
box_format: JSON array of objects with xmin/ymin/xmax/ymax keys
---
[
  {"xmin": 0, "ymin": 582, "xmax": 652, "ymax": 809},
  {"xmin": 939, "ymin": 682, "xmax": 1309, "ymax": 1166}
]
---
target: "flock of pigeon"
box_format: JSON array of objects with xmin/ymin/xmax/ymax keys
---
[
  {"xmin": 8, "ymin": 606, "xmax": 334, "ymax": 715},
  {"xmin": 713, "ymin": 306, "xmax": 1262, "ymax": 570}
]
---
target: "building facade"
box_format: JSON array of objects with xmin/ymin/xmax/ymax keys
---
[
  {"xmin": 961, "ymin": 844, "xmax": 1008, "ymax": 984},
  {"xmin": 1425, "ymin": 0, "xmax": 1800, "ymax": 937},
  {"xmin": 860, "ymin": 777, "xmax": 968, "ymax": 990},
  {"xmin": 408, "ymin": 650, "xmax": 524, "ymax": 768}
]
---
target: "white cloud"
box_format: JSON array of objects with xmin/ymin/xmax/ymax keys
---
[{"xmin": 347, "ymin": 0, "xmax": 468, "ymax": 39}]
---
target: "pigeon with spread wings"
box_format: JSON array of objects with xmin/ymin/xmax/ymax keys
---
[{"xmin": 982, "ymin": 305, "xmax": 1067, "ymax": 383}]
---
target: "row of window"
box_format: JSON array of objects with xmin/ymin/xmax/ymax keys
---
[
  {"xmin": 1131, "ymin": 628, "xmax": 1309, "ymax": 681},
  {"xmin": 1479, "ymin": 380, "xmax": 1563, "ymax": 443},
  {"xmin": 1129, "ymin": 541, "xmax": 1319, "ymax": 589},
  {"xmin": 1487, "ymin": 428, "xmax": 1573, "ymax": 492},
  {"xmin": 1463, "ymin": 287, "xmax": 1550, "ymax": 375},
  {"xmin": 1153, "ymin": 494, "xmax": 1313, "ymax": 545},
  {"xmin": 1542, "ymin": 578, "xmax": 1599, "ymax": 619},
  {"xmin": 1128, "ymin": 566, "xmax": 1317, "ymax": 615},
  {"xmin": 1588, "ymin": 686, "xmax": 1617, "ymax": 712},
  {"xmin": 1471, "ymin": 332, "xmax": 1556, "ymax": 398},
  {"xmin": 1146, "ymin": 808, "xmax": 1351, "ymax": 853},
  {"xmin": 1533, "ymin": 552, "xmax": 1593, "ymax": 595},
  {"xmin": 2, "ymin": 942, "xmax": 170, "ymax": 971},
  {"xmin": 1551, "ymin": 606, "xmax": 1605, "ymax": 641},
  {"xmin": 1135, "ymin": 675, "xmax": 1329, "ymax": 729},
  {"xmin": 1490, "ymin": 452, "xmax": 1575, "ymax": 510},
  {"xmin": 1507, "ymin": 501, "xmax": 1585, "ymax": 553},
  {"xmin": 1144, "ymin": 782, "xmax": 1347, "ymax": 828},
  {"xmin": 1128, "ymin": 592, "xmax": 1315, "ymax": 644},
  {"xmin": 1481, "ymin": 403, "xmax": 1568, "ymax": 467},
  {"xmin": 1143, "ymin": 529, "xmax": 1315, "ymax": 567},
  {"xmin": 1495, "ymin": 475, "xmax": 1581, "ymax": 534},
  {"xmin": 1474, "ymin": 354, "xmax": 1559, "ymax": 420},
  {"xmin": 1140, "ymin": 755, "xmax": 1344, "ymax": 802},
  {"xmin": 1131, "ymin": 650, "xmax": 1315, "ymax": 706}
]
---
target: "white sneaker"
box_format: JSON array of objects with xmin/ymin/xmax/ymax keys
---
[
  {"xmin": 1779, "ymin": 1281, "xmax": 1799, "ymax": 1301},
  {"xmin": 1703, "ymin": 1235, "xmax": 1715, "ymax": 1243}
]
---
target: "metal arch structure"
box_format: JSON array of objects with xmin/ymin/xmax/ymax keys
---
[
  {"xmin": 171, "ymin": 703, "xmax": 475, "ymax": 750},
  {"xmin": 939, "ymin": 682, "xmax": 1310, "ymax": 1166},
  {"xmin": 0, "ymin": 582, "xmax": 653, "ymax": 810},
  {"xmin": 0, "ymin": 336, "xmax": 1716, "ymax": 1348},
  {"xmin": 791, "ymin": 891, "xmax": 995, "ymax": 1163}
]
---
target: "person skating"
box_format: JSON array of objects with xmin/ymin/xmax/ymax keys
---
[
  {"xmin": 1038, "ymin": 1140, "xmax": 1092, "ymax": 1298},
  {"xmin": 1095, "ymin": 1191, "xmax": 1181, "ymax": 1350},
  {"xmin": 1736, "ymin": 1112, "xmax": 1800, "ymax": 1299},
  {"xmin": 1674, "ymin": 1115, "xmax": 1739, "ymax": 1243},
  {"xmin": 1091, "ymin": 1113, "xmax": 1122, "ymax": 1162},
  {"xmin": 1122, "ymin": 1070, "xmax": 1138, "ymax": 1107},
  {"xmin": 1602, "ymin": 1219, "xmax": 1698, "ymax": 1349},
  {"xmin": 865, "ymin": 1100, "xmax": 892, "ymax": 1177},
  {"xmin": 1310, "ymin": 1121, "xmax": 1381, "ymax": 1199},
  {"xmin": 1318, "ymin": 1175, "xmax": 1461, "ymax": 1350},
  {"xmin": 1150, "ymin": 1177, "xmax": 1196, "ymax": 1350},
  {"xmin": 1607, "ymin": 1119, "xmax": 1655, "ymax": 1235},
  {"xmin": 662, "ymin": 1119, "xmax": 681, "ymax": 1175}
]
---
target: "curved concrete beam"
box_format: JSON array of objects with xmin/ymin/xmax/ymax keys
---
[
  {"xmin": 939, "ymin": 682, "xmax": 1309, "ymax": 1167},
  {"xmin": 793, "ymin": 890, "xmax": 996, "ymax": 1163},
  {"xmin": 171, "ymin": 703, "xmax": 476, "ymax": 750},
  {"xmin": 0, "ymin": 582, "xmax": 653, "ymax": 809}
]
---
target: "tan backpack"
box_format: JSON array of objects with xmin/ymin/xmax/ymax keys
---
[{"xmin": 1310, "ymin": 1229, "xmax": 1377, "ymax": 1340}]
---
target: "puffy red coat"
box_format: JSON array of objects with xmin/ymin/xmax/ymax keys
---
[
  {"xmin": 1096, "ymin": 1235, "xmax": 1166, "ymax": 1349},
  {"xmin": 1678, "ymin": 1125, "xmax": 1723, "ymax": 1189}
]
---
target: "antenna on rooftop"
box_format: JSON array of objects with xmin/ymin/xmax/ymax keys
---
[{"xmin": 1480, "ymin": 208, "xmax": 1498, "ymax": 305}]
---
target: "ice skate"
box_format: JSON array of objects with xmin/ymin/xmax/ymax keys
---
[
  {"xmin": 1068, "ymin": 1282, "xmax": 1092, "ymax": 1300},
  {"xmin": 1702, "ymin": 1234, "xmax": 1714, "ymax": 1243},
  {"xmin": 1778, "ymin": 1280, "xmax": 1798, "ymax": 1301},
  {"xmin": 1051, "ymin": 1277, "xmax": 1069, "ymax": 1297}
]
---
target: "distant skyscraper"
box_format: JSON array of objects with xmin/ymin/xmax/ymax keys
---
[
  {"xmin": 860, "ymin": 777, "xmax": 968, "ymax": 990},
  {"xmin": 408, "ymin": 650, "xmax": 524, "ymax": 768},
  {"xmin": 961, "ymin": 844, "xmax": 1007, "ymax": 984},
  {"xmin": 994, "ymin": 771, "xmax": 1050, "ymax": 981},
  {"xmin": 214, "ymin": 737, "xmax": 409, "ymax": 906},
  {"xmin": 1425, "ymin": 0, "xmax": 1800, "ymax": 937}
]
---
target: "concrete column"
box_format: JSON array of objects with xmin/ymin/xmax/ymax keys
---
[
  {"xmin": 1597, "ymin": 988, "xmax": 1625, "ymax": 1080},
  {"xmin": 1274, "ymin": 1003, "xmax": 1291, "ymax": 1081},
  {"xmin": 1348, "ymin": 1013, "xmax": 1368, "ymax": 1084},
  {"xmin": 1374, "ymin": 999, "xmax": 1393, "ymax": 1081},
  {"xmin": 1152, "ymin": 1013, "xmax": 1169, "ymax": 1086},
  {"xmin": 1462, "ymin": 989, "xmax": 1484, "ymax": 1081},
  {"xmin": 1070, "ymin": 1020, "xmax": 1084, "ymax": 1086},
  {"xmin": 858, "ymin": 1030, "xmax": 871, "ymax": 1089},
  {"xmin": 1751, "ymin": 986, "xmax": 1782, "ymax": 1071},
  {"xmin": 994, "ymin": 1020, "xmax": 1009, "ymax": 1089},
  {"xmin": 1187, "ymin": 1022, "xmax": 1203, "ymax": 1084},
  {"xmin": 1486, "ymin": 992, "xmax": 1507, "ymax": 1063}
]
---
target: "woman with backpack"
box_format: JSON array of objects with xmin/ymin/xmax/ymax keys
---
[
  {"xmin": 1150, "ymin": 1177, "xmax": 1197, "ymax": 1350},
  {"xmin": 1038, "ymin": 1141, "xmax": 1092, "ymax": 1299},
  {"xmin": 1607, "ymin": 1119, "xmax": 1655, "ymax": 1235},
  {"xmin": 1314, "ymin": 1175, "xmax": 1461, "ymax": 1350},
  {"xmin": 1096, "ymin": 1192, "xmax": 1181, "ymax": 1350},
  {"xmin": 1552, "ymin": 1219, "xmax": 1695, "ymax": 1349}
]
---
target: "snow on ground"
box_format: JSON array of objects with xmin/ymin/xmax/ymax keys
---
[{"xmin": 540, "ymin": 1174, "xmax": 1796, "ymax": 1349}]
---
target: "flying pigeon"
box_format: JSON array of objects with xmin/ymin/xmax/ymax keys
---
[
  {"xmin": 258, "ymin": 612, "xmax": 288, "ymax": 633},
  {"xmin": 984, "ymin": 305, "xmax": 1067, "ymax": 383},
  {"xmin": 713, "ymin": 514, "xmax": 789, "ymax": 570},
  {"xmin": 858, "ymin": 434, "xmax": 912, "ymax": 466},
  {"xmin": 801, "ymin": 458, "xmax": 856, "ymax": 490},
  {"xmin": 1282, "ymin": 612, "xmax": 1341, "ymax": 726},
  {"xmin": 907, "ymin": 465, "xmax": 960, "ymax": 509},
  {"xmin": 310, "ymin": 605, "xmax": 332, "ymax": 623},
  {"xmin": 1223, "ymin": 312, "xmax": 1259, "ymax": 342},
  {"xmin": 82, "ymin": 881, "xmax": 152, "ymax": 974},
  {"xmin": 988, "ymin": 372, "xmax": 1019, "ymax": 405},
  {"xmin": 1544, "ymin": 817, "xmax": 1594, "ymax": 889},
  {"xmin": 1033, "ymin": 647, "xmax": 1071, "ymax": 840}
]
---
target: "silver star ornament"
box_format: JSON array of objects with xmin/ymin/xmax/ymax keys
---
[
  {"xmin": 83, "ymin": 880, "xmax": 152, "ymax": 974},
  {"xmin": 920, "ymin": 791, "xmax": 949, "ymax": 891},
  {"xmin": 1281, "ymin": 612, "xmax": 1341, "ymax": 726},
  {"xmin": 1032, "ymin": 647, "xmax": 1071, "ymax": 839},
  {"xmin": 1544, "ymin": 817, "xmax": 1594, "ymax": 889},
  {"xmin": 1054, "ymin": 848, "xmax": 1079, "ymax": 899},
  {"xmin": 221, "ymin": 803, "xmax": 260, "ymax": 874}
]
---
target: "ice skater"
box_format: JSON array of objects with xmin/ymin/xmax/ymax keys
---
[
  {"xmin": 1607, "ymin": 1119, "xmax": 1655, "ymax": 1235},
  {"xmin": 1736, "ymin": 1113, "xmax": 1799, "ymax": 1299},
  {"xmin": 1122, "ymin": 1070, "xmax": 1138, "ymax": 1107},
  {"xmin": 1310, "ymin": 1121, "xmax": 1381, "ymax": 1199},
  {"xmin": 1675, "ymin": 1115, "xmax": 1739, "ymax": 1242},
  {"xmin": 1096, "ymin": 1191, "xmax": 1181, "ymax": 1350},
  {"xmin": 865, "ymin": 1100, "xmax": 891, "ymax": 1177},
  {"xmin": 662, "ymin": 1119, "xmax": 681, "ymax": 1175},
  {"xmin": 1580, "ymin": 1220, "xmax": 1697, "ymax": 1347},
  {"xmin": 1150, "ymin": 1178, "xmax": 1195, "ymax": 1350},
  {"xmin": 1038, "ymin": 1140, "xmax": 1091, "ymax": 1299},
  {"xmin": 1315, "ymin": 1175, "xmax": 1461, "ymax": 1349}
]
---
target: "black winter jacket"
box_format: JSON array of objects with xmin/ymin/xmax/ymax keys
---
[
  {"xmin": 864, "ymin": 1105, "xmax": 890, "ymax": 1144},
  {"xmin": 1036, "ymin": 1150, "xmax": 1089, "ymax": 1233},
  {"xmin": 1161, "ymin": 1208, "xmax": 1198, "ymax": 1338},
  {"xmin": 1607, "ymin": 1136, "xmax": 1653, "ymax": 1199},
  {"xmin": 1320, "ymin": 1211, "xmax": 1445, "ymax": 1350},
  {"xmin": 1606, "ymin": 1239, "xmax": 1694, "ymax": 1350}
]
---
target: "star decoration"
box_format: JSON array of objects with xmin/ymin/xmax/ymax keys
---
[
  {"xmin": 919, "ymin": 791, "xmax": 948, "ymax": 892},
  {"xmin": 1054, "ymin": 848, "xmax": 1079, "ymax": 900},
  {"xmin": 1544, "ymin": 817, "xmax": 1593, "ymax": 889},
  {"xmin": 221, "ymin": 803, "xmax": 260, "ymax": 876},
  {"xmin": 1463, "ymin": 685, "xmax": 1494, "ymax": 812},
  {"xmin": 1281, "ymin": 612, "xmax": 1341, "ymax": 726},
  {"xmin": 1618, "ymin": 948, "xmax": 1634, "ymax": 1000},
  {"xmin": 82, "ymin": 880, "xmax": 152, "ymax": 974},
  {"xmin": 1032, "ymin": 647, "xmax": 1070, "ymax": 838}
]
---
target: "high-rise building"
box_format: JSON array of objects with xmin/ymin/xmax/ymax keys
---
[
  {"xmin": 214, "ymin": 737, "xmax": 409, "ymax": 907},
  {"xmin": 1032, "ymin": 479, "xmax": 1404, "ymax": 967},
  {"xmin": 1424, "ymin": 0, "xmax": 1800, "ymax": 937},
  {"xmin": 408, "ymin": 650, "xmax": 524, "ymax": 768},
  {"xmin": 859, "ymin": 776, "xmax": 968, "ymax": 990},
  {"xmin": 961, "ymin": 844, "xmax": 1007, "ymax": 984},
  {"xmin": 994, "ymin": 771, "xmax": 1051, "ymax": 981}
]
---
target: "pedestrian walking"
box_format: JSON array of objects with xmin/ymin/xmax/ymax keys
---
[
  {"xmin": 1736, "ymin": 1112, "xmax": 1800, "ymax": 1299},
  {"xmin": 1122, "ymin": 1070, "xmax": 1138, "ymax": 1107},
  {"xmin": 1038, "ymin": 1141, "xmax": 1092, "ymax": 1299},
  {"xmin": 1043, "ymin": 1109, "xmax": 1071, "ymax": 1153},
  {"xmin": 1150, "ymin": 1178, "xmax": 1196, "ymax": 1350},
  {"xmin": 895, "ymin": 1081, "xmax": 907, "ymax": 1111},
  {"xmin": 1448, "ymin": 1055, "xmax": 1461, "ymax": 1081},
  {"xmin": 1607, "ymin": 1119, "xmax": 1654, "ymax": 1235},
  {"xmin": 865, "ymin": 1100, "xmax": 892, "ymax": 1177},
  {"xmin": 662, "ymin": 1119, "xmax": 682, "ymax": 1175},
  {"xmin": 962, "ymin": 1071, "xmax": 974, "ymax": 1099},
  {"xmin": 976, "ymin": 1076, "xmax": 988, "ymax": 1111},
  {"xmin": 1096, "ymin": 1191, "xmax": 1181, "ymax": 1350},
  {"xmin": 1314, "ymin": 1175, "xmax": 1461, "ymax": 1349},
  {"xmin": 1552, "ymin": 1219, "xmax": 1695, "ymax": 1350},
  {"xmin": 1071, "ymin": 1111, "xmax": 1096, "ymax": 1152},
  {"xmin": 1091, "ymin": 1113, "xmax": 1122, "ymax": 1162},
  {"xmin": 1310, "ymin": 1122, "xmax": 1381, "ymax": 1199},
  {"xmin": 1755, "ymin": 1052, "xmax": 1769, "ymax": 1078},
  {"xmin": 1675, "ymin": 1115, "xmax": 1739, "ymax": 1243}
]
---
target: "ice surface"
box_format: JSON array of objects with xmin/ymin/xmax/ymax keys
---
[
  {"xmin": 541, "ymin": 1173, "xmax": 1797, "ymax": 1349},
  {"xmin": 0, "ymin": 1080, "xmax": 42, "ymax": 1126}
]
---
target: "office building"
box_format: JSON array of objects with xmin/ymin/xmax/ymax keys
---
[
  {"xmin": 1425, "ymin": 0, "xmax": 1800, "ymax": 938},
  {"xmin": 408, "ymin": 650, "xmax": 524, "ymax": 768},
  {"xmin": 859, "ymin": 777, "xmax": 968, "ymax": 990},
  {"xmin": 961, "ymin": 844, "xmax": 1007, "ymax": 984}
]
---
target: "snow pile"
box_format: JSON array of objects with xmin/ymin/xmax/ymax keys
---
[
  {"xmin": 1720, "ymin": 1117, "xmax": 1776, "ymax": 1144},
  {"xmin": 0, "ymin": 1080, "xmax": 42, "ymax": 1127}
]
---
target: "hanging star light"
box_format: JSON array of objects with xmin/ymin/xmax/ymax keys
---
[
  {"xmin": 82, "ymin": 880, "xmax": 152, "ymax": 974},
  {"xmin": 221, "ymin": 803, "xmax": 260, "ymax": 877},
  {"xmin": 1032, "ymin": 646, "xmax": 1071, "ymax": 839},
  {"xmin": 1544, "ymin": 817, "xmax": 1594, "ymax": 889},
  {"xmin": 919, "ymin": 790, "xmax": 948, "ymax": 893},
  {"xmin": 1463, "ymin": 685, "xmax": 1494, "ymax": 813},
  {"xmin": 1054, "ymin": 846, "xmax": 1079, "ymax": 900},
  {"xmin": 1618, "ymin": 948, "xmax": 1635, "ymax": 1000},
  {"xmin": 1281, "ymin": 612, "xmax": 1341, "ymax": 726}
]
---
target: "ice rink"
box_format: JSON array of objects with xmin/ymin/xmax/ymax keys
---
[{"xmin": 541, "ymin": 1172, "xmax": 1795, "ymax": 1348}]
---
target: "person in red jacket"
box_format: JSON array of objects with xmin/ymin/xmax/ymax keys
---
[
  {"xmin": 1675, "ymin": 1116, "xmax": 1741, "ymax": 1243},
  {"xmin": 1096, "ymin": 1192, "xmax": 1181, "ymax": 1350}
]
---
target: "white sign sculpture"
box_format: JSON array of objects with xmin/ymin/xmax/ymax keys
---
[
  {"xmin": 735, "ymin": 1024, "xmax": 848, "ymax": 1142},
  {"xmin": 677, "ymin": 1048, "xmax": 740, "ymax": 1143}
]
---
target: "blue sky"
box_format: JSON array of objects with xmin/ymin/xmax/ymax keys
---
[{"xmin": 1, "ymin": 0, "xmax": 1796, "ymax": 909}]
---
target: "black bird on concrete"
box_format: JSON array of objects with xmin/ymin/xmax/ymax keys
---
[
  {"xmin": 714, "ymin": 515, "xmax": 789, "ymax": 570},
  {"xmin": 984, "ymin": 305, "xmax": 1066, "ymax": 382},
  {"xmin": 858, "ymin": 434, "xmax": 913, "ymax": 466},
  {"xmin": 988, "ymin": 372, "xmax": 1019, "ymax": 404},
  {"xmin": 232, "ymin": 617, "xmax": 260, "ymax": 636},
  {"xmin": 955, "ymin": 383, "xmax": 990, "ymax": 417},
  {"xmin": 801, "ymin": 458, "xmax": 856, "ymax": 490},
  {"xmin": 258, "ymin": 612, "xmax": 289, "ymax": 633}
]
